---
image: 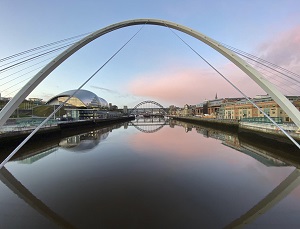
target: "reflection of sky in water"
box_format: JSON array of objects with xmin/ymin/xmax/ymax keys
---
[{"xmin": 0, "ymin": 123, "xmax": 300, "ymax": 228}]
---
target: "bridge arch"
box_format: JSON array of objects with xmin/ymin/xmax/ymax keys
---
[
  {"xmin": 130, "ymin": 100, "xmax": 166, "ymax": 115},
  {"xmin": 0, "ymin": 18, "xmax": 299, "ymax": 127}
]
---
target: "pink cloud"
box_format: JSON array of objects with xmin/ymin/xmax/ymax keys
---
[
  {"xmin": 127, "ymin": 25, "xmax": 300, "ymax": 105},
  {"xmin": 258, "ymin": 25, "xmax": 300, "ymax": 72},
  {"xmin": 127, "ymin": 65, "xmax": 265, "ymax": 106},
  {"xmin": 250, "ymin": 25, "xmax": 300, "ymax": 95}
]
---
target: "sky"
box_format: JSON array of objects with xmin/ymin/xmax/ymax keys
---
[{"xmin": 0, "ymin": 0, "xmax": 300, "ymax": 108}]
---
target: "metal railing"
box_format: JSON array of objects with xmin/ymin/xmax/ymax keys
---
[{"xmin": 0, "ymin": 118, "xmax": 59, "ymax": 133}]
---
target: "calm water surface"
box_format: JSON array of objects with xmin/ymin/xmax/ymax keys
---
[{"xmin": 0, "ymin": 118, "xmax": 300, "ymax": 228}]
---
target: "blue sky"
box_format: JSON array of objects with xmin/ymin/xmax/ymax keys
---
[{"xmin": 1, "ymin": 0, "xmax": 300, "ymax": 108}]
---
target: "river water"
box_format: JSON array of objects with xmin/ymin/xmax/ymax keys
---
[{"xmin": 0, "ymin": 118, "xmax": 300, "ymax": 228}]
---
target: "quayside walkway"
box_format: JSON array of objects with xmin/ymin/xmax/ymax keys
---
[
  {"xmin": 171, "ymin": 116, "xmax": 300, "ymax": 142},
  {"xmin": 0, "ymin": 116, "xmax": 134, "ymax": 144}
]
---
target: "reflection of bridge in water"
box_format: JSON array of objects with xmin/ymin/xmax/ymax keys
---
[
  {"xmin": 129, "ymin": 117, "xmax": 169, "ymax": 133},
  {"xmin": 0, "ymin": 167, "xmax": 77, "ymax": 228},
  {"xmin": 225, "ymin": 168, "xmax": 300, "ymax": 228}
]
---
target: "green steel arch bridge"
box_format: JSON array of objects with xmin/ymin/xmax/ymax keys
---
[{"xmin": 129, "ymin": 100, "xmax": 168, "ymax": 117}]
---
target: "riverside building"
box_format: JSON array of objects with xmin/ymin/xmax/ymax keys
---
[
  {"xmin": 179, "ymin": 95, "xmax": 300, "ymax": 123},
  {"xmin": 46, "ymin": 89, "xmax": 122, "ymax": 120}
]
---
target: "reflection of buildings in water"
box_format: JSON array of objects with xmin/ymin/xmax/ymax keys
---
[
  {"xmin": 171, "ymin": 120, "xmax": 193, "ymax": 133},
  {"xmin": 11, "ymin": 123, "xmax": 124, "ymax": 163},
  {"xmin": 239, "ymin": 143, "xmax": 288, "ymax": 167},
  {"xmin": 169, "ymin": 122, "xmax": 175, "ymax": 128},
  {"xmin": 173, "ymin": 120, "xmax": 289, "ymax": 167},
  {"xmin": 196, "ymin": 128, "xmax": 209, "ymax": 138},
  {"xmin": 185, "ymin": 127, "xmax": 192, "ymax": 133},
  {"xmin": 222, "ymin": 135, "xmax": 288, "ymax": 167},
  {"xmin": 59, "ymin": 129, "xmax": 110, "ymax": 152},
  {"xmin": 11, "ymin": 143, "xmax": 59, "ymax": 164},
  {"xmin": 223, "ymin": 134, "xmax": 240, "ymax": 148},
  {"xmin": 174, "ymin": 120, "xmax": 228, "ymax": 141},
  {"xmin": 206, "ymin": 130, "xmax": 226, "ymax": 141},
  {"xmin": 18, "ymin": 147, "xmax": 58, "ymax": 164}
]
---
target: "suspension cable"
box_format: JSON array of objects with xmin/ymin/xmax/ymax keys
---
[
  {"xmin": 260, "ymin": 73, "xmax": 297, "ymax": 95},
  {"xmin": 247, "ymin": 59, "xmax": 300, "ymax": 89},
  {"xmin": 0, "ymin": 43, "xmax": 74, "ymax": 73},
  {"xmin": 1, "ymin": 65, "xmax": 45, "ymax": 88},
  {"xmin": 0, "ymin": 40, "xmax": 77, "ymax": 71},
  {"xmin": 0, "ymin": 31, "xmax": 92, "ymax": 63},
  {"xmin": 247, "ymin": 62, "xmax": 300, "ymax": 94},
  {"xmin": 0, "ymin": 56, "xmax": 58, "ymax": 98},
  {"xmin": 0, "ymin": 56, "xmax": 56, "ymax": 81},
  {"xmin": 0, "ymin": 23, "xmax": 146, "ymax": 169},
  {"xmin": 164, "ymin": 24, "xmax": 300, "ymax": 150},
  {"xmin": 5, "ymin": 87, "xmax": 22, "ymax": 97},
  {"xmin": 230, "ymin": 50, "xmax": 300, "ymax": 85},
  {"xmin": 219, "ymin": 42, "xmax": 300, "ymax": 95},
  {"xmin": 219, "ymin": 42, "xmax": 300, "ymax": 80}
]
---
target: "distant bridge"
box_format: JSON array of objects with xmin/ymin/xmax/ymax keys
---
[{"xmin": 129, "ymin": 100, "xmax": 168, "ymax": 116}]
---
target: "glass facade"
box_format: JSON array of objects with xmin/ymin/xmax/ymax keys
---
[{"xmin": 47, "ymin": 89, "xmax": 108, "ymax": 108}]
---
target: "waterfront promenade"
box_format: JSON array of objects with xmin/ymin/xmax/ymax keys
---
[
  {"xmin": 0, "ymin": 116, "xmax": 134, "ymax": 144},
  {"xmin": 171, "ymin": 116, "xmax": 300, "ymax": 142}
]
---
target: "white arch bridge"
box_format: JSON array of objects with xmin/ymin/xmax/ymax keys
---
[{"xmin": 0, "ymin": 18, "xmax": 300, "ymax": 131}]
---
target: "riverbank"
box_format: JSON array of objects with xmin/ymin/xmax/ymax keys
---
[
  {"xmin": 0, "ymin": 116, "xmax": 134, "ymax": 146},
  {"xmin": 170, "ymin": 116, "xmax": 239, "ymax": 131},
  {"xmin": 171, "ymin": 116, "xmax": 300, "ymax": 144}
]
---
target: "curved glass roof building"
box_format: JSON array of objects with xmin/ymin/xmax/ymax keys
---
[{"xmin": 46, "ymin": 89, "xmax": 108, "ymax": 108}]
